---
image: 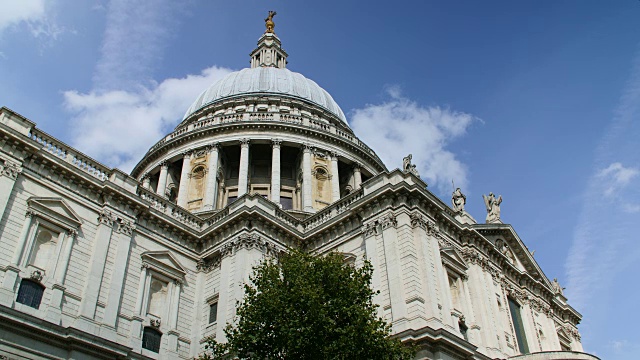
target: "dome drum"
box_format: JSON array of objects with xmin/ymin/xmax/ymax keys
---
[{"xmin": 136, "ymin": 137, "xmax": 376, "ymax": 214}]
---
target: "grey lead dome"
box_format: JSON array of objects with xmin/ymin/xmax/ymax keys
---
[{"xmin": 183, "ymin": 67, "xmax": 348, "ymax": 124}]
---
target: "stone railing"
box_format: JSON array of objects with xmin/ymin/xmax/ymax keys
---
[
  {"xmin": 147, "ymin": 112, "xmax": 381, "ymax": 164},
  {"xmin": 509, "ymin": 351, "xmax": 599, "ymax": 360},
  {"xmin": 302, "ymin": 188, "xmax": 365, "ymax": 231},
  {"xmin": 137, "ymin": 187, "xmax": 203, "ymax": 229},
  {"xmin": 28, "ymin": 128, "xmax": 111, "ymax": 181},
  {"xmin": 205, "ymin": 208, "xmax": 230, "ymax": 227}
]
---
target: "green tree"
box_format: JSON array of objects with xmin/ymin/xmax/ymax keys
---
[{"xmin": 199, "ymin": 249, "xmax": 414, "ymax": 360}]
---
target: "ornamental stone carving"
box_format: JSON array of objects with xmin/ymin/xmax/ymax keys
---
[
  {"xmin": 30, "ymin": 270, "xmax": 44, "ymax": 282},
  {"xmin": 0, "ymin": 158, "xmax": 22, "ymax": 179},
  {"xmin": 116, "ymin": 219, "xmax": 136, "ymax": 236},
  {"xmin": 150, "ymin": 319, "xmax": 161, "ymax": 328},
  {"xmin": 362, "ymin": 221, "xmax": 378, "ymax": 238},
  {"xmin": 98, "ymin": 209, "xmax": 117, "ymax": 226},
  {"xmin": 402, "ymin": 154, "xmax": 419, "ymax": 177},
  {"xmin": 379, "ymin": 214, "xmax": 397, "ymax": 230}
]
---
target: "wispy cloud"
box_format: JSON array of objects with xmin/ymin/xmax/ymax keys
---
[
  {"xmin": 597, "ymin": 162, "xmax": 639, "ymax": 197},
  {"xmin": 64, "ymin": 66, "xmax": 232, "ymax": 172},
  {"xmin": 93, "ymin": 0, "xmax": 183, "ymax": 91},
  {"xmin": 0, "ymin": 0, "xmax": 66, "ymax": 51},
  {"xmin": 565, "ymin": 45, "xmax": 640, "ymax": 354},
  {"xmin": 350, "ymin": 87, "xmax": 476, "ymax": 194}
]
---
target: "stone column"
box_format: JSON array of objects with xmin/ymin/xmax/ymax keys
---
[
  {"xmin": 353, "ymin": 163, "xmax": 362, "ymax": 189},
  {"xmin": 203, "ymin": 144, "xmax": 219, "ymax": 211},
  {"xmin": 177, "ymin": 152, "xmax": 192, "ymax": 208},
  {"xmin": 330, "ymin": 152, "xmax": 340, "ymax": 202},
  {"xmin": 141, "ymin": 174, "xmax": 151, "ymax": 190},
  {"xmin": 102, "ymin": 220, "xmax": 135, "ymax": 329},
  {"xmin": 271, "ymin": 139, "xmax": 282, "ymax": 205},
  {"xmin": 238, "ymin": 138, "xmax": 250, "ymax": 197},
  {"xmin": 157, "ymin": 161, "xmax": 169, "ymax": 197},
  {"xmin": 78, "ymin": 209, "xmax": 116, "ymax": 323},
  {"xmin": 302, "ymin": 144, "xmax": 314, "ymax": 212},
  {"xmin": 167, "ymin": 280, "xmax": 182, "ymax": 353},
  {"xmin": 379, "ymin": 213, "xmax": 408, "ymax": 331},
  {"xmin": 54, "ymin": 229, "xmax": 77, "ymax": 284}
]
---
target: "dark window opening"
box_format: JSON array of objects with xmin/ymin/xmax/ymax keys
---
[
  {"xmin": 508, "ymin": 298, "xmax": 529, "ymax": 354},
  {"xmin": 142, "ymin": 327, "xmax": 162, "ymax": 353},
  {"xmin": 16, "ymin": 279, "xmax": 45, "ymax": 309},
  {"xmin": 209, "ymin": 302, "xmax": 218, "ymax": 323},
  {"xmin": 227, "ymin": 196, "xmax": 237, "ymax": 204},
  {"xmin": 280, "ymin": 197, "xmax": 293, "ymax": 210}
]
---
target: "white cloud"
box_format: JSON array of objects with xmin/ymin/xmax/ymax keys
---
[
  {"xmin": 0, "ymin": 0, "xmax": 46, "ymax": 33},
  {"xmin": 597, "ymin": 162, "xmax": 639, "ymax": 197},
  {"xmin": 63, "ymin": 66, "xmax": 232, "ymax": 172},
  {"xmin": 350, "ymin": 87, "xmax": 475, "ymax": 194}
]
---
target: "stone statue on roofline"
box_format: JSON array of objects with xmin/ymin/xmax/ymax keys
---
[
  {"xmin": 552, "ymin": 278, "xmax": 565, "ymax": 296},
  {"xmin": 482, "ymin": 192, "xmax": 502, "ymax": 223},
  {"xmin": 452, "ymin": 187, "xmax": 466, "ymax": 213},
  {"xmin": 402, "ymin": 154, "xmax": 420, "ymax": 177}
]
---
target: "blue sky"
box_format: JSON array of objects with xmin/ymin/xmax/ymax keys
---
[{"xmin": 1, "ymin": 1, "xmax": 639, "ymax": 358}]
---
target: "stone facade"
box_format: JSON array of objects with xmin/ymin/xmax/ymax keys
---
[{"xmin": 0, "ymin": 21, "xmax": 596, "ymax": 360}]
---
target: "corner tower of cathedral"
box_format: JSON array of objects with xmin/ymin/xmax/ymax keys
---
[{"xmin": 0, "ymin": 12, "xmax": 595, "ymax": 360}]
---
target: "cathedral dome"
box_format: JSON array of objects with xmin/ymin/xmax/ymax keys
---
[{"xmin": 183, "ymin": 67, "xmax": 347, "ymax": 124}]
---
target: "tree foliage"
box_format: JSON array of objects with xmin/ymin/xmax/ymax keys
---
[{"xmin": 198, "ymin": 249, "xmax": 414, "ymax": 359}]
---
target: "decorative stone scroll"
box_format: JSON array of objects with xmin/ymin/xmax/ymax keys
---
[{"xmin": 362, "ymin": 221, "xmax": 378, "ymax": 238}]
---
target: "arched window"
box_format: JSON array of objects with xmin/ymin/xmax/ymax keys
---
[
  {"xmin": 142, "ymin": 327, "xmax": 162, "ymax": 353},
  {"xmin": 16, "ymin": 279, "xmax": 45, "ymax": 309}
]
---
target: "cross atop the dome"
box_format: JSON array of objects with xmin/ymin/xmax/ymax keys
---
[
  {"xmin": 250, "ymin": 11, "xmax": 288, "ymax": 69},
  {"xmin": 265, "ymin": 11, "xmax": 276, "ymax": 33}
]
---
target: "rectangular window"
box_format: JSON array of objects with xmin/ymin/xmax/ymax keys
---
[
  {"xmin": 227, "ymin": 196, "xmax": 238, "ymax": 204},
  {"xmin": 209, "ymin": 302, "xmax": 218, "ymax": 323},
  {"xmin": 16, "ymin": 279, "xmax": 45, "ymax": 309},
  {"xmin": 508, "ymin": 298, "xmax": 529, "ymax": 354},
  {"xmin": 142, "ymin": 327, "xmax": 162, "ymax": 353}
]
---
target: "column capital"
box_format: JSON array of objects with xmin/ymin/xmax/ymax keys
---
[
  {"xmin": 271, "ymin": 138, "xmax": 282, "ymax": 148},
  {"xmin": 240, "ymin": 138, "xmax": 250, "ymax": 148},
  {"xmin": 329, "ymin": 150, "xmax": 339, "ymax": 160},
  {"xmin": 181, "ymin": 151, "xmax": 192, "ymax": 159},
  {"xmin": 352, "ymin": 162, "xmax": 362, "ymax": 171},
  {"xmin": 159, "ymin": 160, "xmax": 169, "ymax": 169},
  {"xmin": 207, "ymin": 142, "xmax": 219, "ymax": 152},
  {"xmin": 303, "ymin": 143, "xmax": 314, "ymax": 153}
]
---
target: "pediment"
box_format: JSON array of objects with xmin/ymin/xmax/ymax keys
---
[
  {"xmin": 141, "ymin": 251, "xmax": 187, "ymax": 280},
  {"xmin": 475, "ymin": 225, "xmax": 551, "ymax": 286},
  {"xmin": 441, "ymin": 247, "xmax": 468, "ymax": 278},
  {"xmin": 27, "ymin": 197, "xmax": 83, "ymax": 229}
]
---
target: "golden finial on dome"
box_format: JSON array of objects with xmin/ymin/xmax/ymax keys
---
[{"xmin": 265, "ymin": 10, "xmax": 276, "ymax": 33}]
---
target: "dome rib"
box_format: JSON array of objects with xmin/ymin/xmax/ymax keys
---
[{"xmin": 183, "ymin": 67, "xmax": 347, "ymax": 124}]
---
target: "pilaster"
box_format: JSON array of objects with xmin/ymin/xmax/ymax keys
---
[
  {"xmin": 76, "ymin": 208, "xmax": 116, "ymax": 332},
  {"xmin": 353, "ymin": 163, "xmax": 362, "ymax": 189},
  {"xmin": 102, "ymin": 219, "xmax": 135, "ymax": 328},
  {"xmin": 0, "ymin": 156, "xmax": 22, "ymax": 219}
]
